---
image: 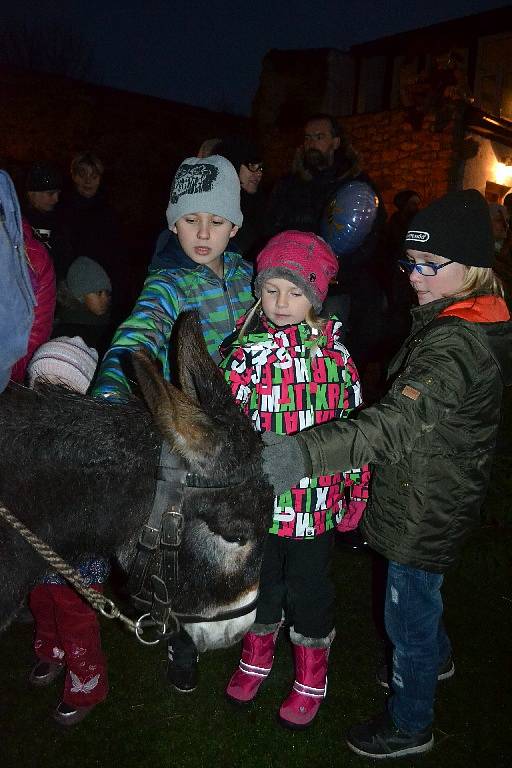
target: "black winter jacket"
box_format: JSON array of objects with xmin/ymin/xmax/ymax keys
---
[{"xmin": 298, "ymin": 294, "xmax": 512, "ymax": 572}]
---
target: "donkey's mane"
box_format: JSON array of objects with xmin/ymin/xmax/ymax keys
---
[{"xmin": 2, "ymin": 383, "xmax": 160, "ymax": 471}]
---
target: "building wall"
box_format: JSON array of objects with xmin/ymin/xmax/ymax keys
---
[
  {"xmin": 0, "ymin": 68, "xmax": 248, "ymax": 251},
  {"xmin": 339, "ymin": 108, "xmax": 461, "ymax": 210},
  {"xmin": 261, "ymin": 106, "xmax": 462, "ymax": 212},
  {"xmin": 460, "ymin": 133, "xmax": 512, "ymax": 200}
]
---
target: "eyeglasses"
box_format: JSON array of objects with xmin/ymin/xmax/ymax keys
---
[
  {"xmin": 398, "ymin": 259, "xmax": 454, "ymax": 276},
  {"xmin": 246, "ymin": 163, "xmax": 263, "ymax": 173}
]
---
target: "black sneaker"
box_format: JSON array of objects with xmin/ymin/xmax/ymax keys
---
[
  {"xmin": 53, "ymin": 700, "xmax": 96, "ymax": 727},
  {"xmin": 167, "ymin": 630, "xmax": 199, "ymax": 693},
  {"xmin": 336, "ymin": 528, "xmax": 369, "ymax": 552},
  {"xmin": 29, "ymin": 660, "xmax": 65, "ymax": 687},
  {"xmin": 346, "ymin": 711, "xmax": 434, "ymax": 759},
  {"xmin": 376, "ymin": 655, "xmax": 455, "ymax": 689}
]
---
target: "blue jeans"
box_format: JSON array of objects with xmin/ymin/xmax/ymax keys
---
[{"xmin": 385, "ymin": 561, "xmax": 452, "ymax": 733}]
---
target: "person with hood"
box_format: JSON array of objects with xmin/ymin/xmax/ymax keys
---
[{"xmin": 261, "ymin": 190, "xmax": 512, "ymax": 759}]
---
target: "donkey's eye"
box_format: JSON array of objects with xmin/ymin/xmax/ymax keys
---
[{"xmin": 221, "ymin": 534, "xmax": 248, "ymax": 546}]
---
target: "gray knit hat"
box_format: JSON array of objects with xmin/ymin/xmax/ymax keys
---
[
  {"xmin": 66, "ymin": 257, "xmax": 112, "ymax": 299},
  {"xmin": 166, "ymin": 155, "xmax": 243, "ymax": 229},
  {"xmin": 27, "ymin": 336, "xmax": 98, "ymax": 393}
]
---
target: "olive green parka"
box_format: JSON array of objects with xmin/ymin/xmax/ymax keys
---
[{"xmin": 298, "ymin": 294, "xmax": 512, "ymax": 572}]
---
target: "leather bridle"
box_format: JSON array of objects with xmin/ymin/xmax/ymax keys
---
[{"xmin": 128, "ymin": 442, "xmax": 259, "ymax": 644}]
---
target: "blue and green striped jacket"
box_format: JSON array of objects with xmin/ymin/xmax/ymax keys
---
[{"xmin": 92, "ymin": 250, "xmax": 254, "ymax": 399}]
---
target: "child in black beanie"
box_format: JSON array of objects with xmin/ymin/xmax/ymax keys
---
[{"xmin": 262, "ymin": 189, "xmax": 512, "ymax": 758}]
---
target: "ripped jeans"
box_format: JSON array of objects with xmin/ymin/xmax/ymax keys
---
[{"xmin": 385, "ymin": 561, "xmax": 452, "ymax": 733}]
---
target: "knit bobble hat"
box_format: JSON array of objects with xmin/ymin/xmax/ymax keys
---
[
  {"xmin": 404, "ymin": 189, "xmax": 495, "ymax": 267},
  {"xmin": 26, "ymin": 162, "xmax": 62, "ymax": 192},
  {"xmin": 166, "ymin": 155, "xmax": 243, "ymax": 229},
  {"xmin": 66, "ymin": 257, "xmax": 112, "ymax": 299},
  {"xmin": 255, "ymin": 230, "xmax": 339, "ymax": 313},
  {"xmin": 27, "ymin": 337, "xmax": 98, "ymax": 394}
]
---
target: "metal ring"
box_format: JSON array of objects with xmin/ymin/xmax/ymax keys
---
[
  {"xmin": 98, "ymin": 598, "xmax": 120, "ymax": 620},
  {"xmin": 135, "ymin": 613, "xmax": 167, "ymax": 646}
]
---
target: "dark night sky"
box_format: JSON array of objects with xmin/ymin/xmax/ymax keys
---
[{"xmin": 6, "ymin": 0, "xmax": 512, "ymax": 114}]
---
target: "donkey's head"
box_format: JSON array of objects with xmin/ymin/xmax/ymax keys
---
[{"xmin": 131, "ymin": 312, "xmax": 273, "ymax": 650}]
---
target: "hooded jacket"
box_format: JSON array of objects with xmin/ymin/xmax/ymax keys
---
[
  {"xmin": 220, "ymin": 315, "xmax": 370, "ymax": 538},
  {"xmin": 92, "ymin": 249, "xmax": 253, "ymax": 399},
  {"xmin": 10, "ymin": 220, "xmax": 56, "ymax": 383},
  {"xmin": 0, "ymin": 172, "xmax": 35, "ymax": 391},
  {"xmin": 150, "ymin": 230, "xmax": 188, "ymax": 272},
  {"xmin": 298, "ymin": 293, "xmax": 512, "ymax": 571}
]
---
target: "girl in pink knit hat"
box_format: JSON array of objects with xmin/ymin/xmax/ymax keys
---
[{"xmin": 219, "ymin": 230, "xmax": 370, "ymax": 729}]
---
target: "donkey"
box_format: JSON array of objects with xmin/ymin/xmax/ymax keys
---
[{"xmin": 0, "ymin": 313, "xmax": 273, "ymax": 650}]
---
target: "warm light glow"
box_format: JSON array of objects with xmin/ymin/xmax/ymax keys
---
[{"xmin": 495, "ymin": 162, "xmax": 512, "ymax": 185}]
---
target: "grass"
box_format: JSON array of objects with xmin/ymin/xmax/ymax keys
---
[{"xmin": 2, "ymin": 395, "xmax": 512, "ymax": 768}]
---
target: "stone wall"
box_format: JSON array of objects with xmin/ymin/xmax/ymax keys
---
[
  {"xmin": 338, "ymin": 108, "xmax": 463, "ymax": 210},
  {"xmin": 260, "ymin": 106, "xmax": 463, "ymax": 213}
]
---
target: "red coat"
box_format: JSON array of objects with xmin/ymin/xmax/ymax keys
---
[{"xmin": 10, "ymin": 220, "xmax": 56, "ymax": 383}]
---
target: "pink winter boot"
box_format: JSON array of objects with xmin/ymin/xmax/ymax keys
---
[
  {"xmin": 225, "ymin": 623, "xmax": 280, "ymax": 704},
  {"xmin": 278, "ymin": 628, "xmax": 335, "ymax": 729}
]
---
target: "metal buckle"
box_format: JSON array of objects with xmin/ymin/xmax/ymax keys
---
[
  {"xmin": 134, "ymin": 613, "xmax": 167, "ymax": 646},
  {"xmin": 160, "ymin": 509, "xmax": 183, "ymax": 548}
]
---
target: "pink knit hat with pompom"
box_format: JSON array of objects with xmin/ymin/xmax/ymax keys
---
[
  {"xmin": 27, "ymin": 336, "xmax": 98, "ymax": 394},
  {"xmin": 255, "ymin": 230, "xmax": 338, "ymax": 312}
]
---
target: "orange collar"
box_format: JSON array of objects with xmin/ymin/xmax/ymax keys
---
[{"xmin": 438, "ymin": 296, "xmax": 510, "ymax": 323}]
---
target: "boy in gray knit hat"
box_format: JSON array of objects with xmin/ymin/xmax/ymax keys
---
[{"xmin": 92, "ymin": 154, "xmax": 254, "ymax": 694}]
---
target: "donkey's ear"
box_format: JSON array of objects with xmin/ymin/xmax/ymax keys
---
[
  {"xmin": 131, "ymin": 349, "xmax": 220, "ymax": 468},
  {"xmin": 175, "ymin": 311, "xmax": 233, "ymax": 413}
]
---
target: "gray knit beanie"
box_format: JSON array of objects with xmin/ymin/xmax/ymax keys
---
[
  {"xmin": 66, "ymin": 257, "xmax": 112, "ymax": 299},
  {"xmin": 166, "ymin": 155, "xmax": 243, "ymax": 229}
]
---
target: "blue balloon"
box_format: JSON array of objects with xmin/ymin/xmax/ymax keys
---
[{"xmin": 321, "ymin": 180, "xmax": 379, "ymax": 256}]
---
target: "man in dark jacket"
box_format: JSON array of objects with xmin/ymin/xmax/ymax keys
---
[
  {"xmin": 266, "ymin": 114, "xmax": 387, "ymax": 371},
  {"xmin": 261, "ymin": 190, "xmax": 512, "ymax": 759},
  {"xmin": 266, "ymin": 114, "xmax": 351, "ymax": 236}
]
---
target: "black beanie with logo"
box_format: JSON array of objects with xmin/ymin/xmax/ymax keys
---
[{"xmin": 404, "ymin": 189, "xmax": 495, "ymax": 267}]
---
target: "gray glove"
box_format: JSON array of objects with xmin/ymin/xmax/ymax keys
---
[{"xmin": 261, "ymin": 432, "xmax": 311, "ymax": 496}]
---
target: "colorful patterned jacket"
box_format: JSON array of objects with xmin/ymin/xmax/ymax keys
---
[
  {"xmin": 92, "ymin": 250, "xmax": 253, "ymax": 398},
  {"xmin": 220, "ymin": 314, "xmax": 370, "ymax": 538}
]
